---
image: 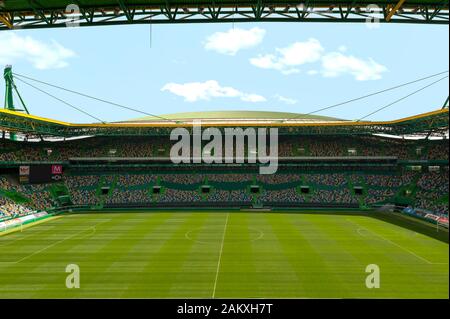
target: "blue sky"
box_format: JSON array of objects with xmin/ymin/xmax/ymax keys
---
[{"xmin": 0, "ymin": 22, "xmax": 448, "ymax": 123}]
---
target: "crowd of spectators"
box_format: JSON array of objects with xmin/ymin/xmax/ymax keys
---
[
  {"xmin": 61, "ymin": 170, "xmax": 448, "ymax": 210},
  {"xmin": 207, "ymin": 189, "xmax": 252, "ymax": 203},
  {"xmin": 69, "ymin": 189, "xmax": 99, "ymax": 206},
  {"xmin": 0, "ymin": 177, "xmax": 55, "ymax": 212},
  {"xmin": 0, "ymin": 177, "xmax": 50, "ymax": 220},
  {"xmin": 206, "ymin": 174, "xmax": 252, "ymax": 183},
  {"xmin": 363, "ymin": 172, "xmax": 415, "ymax": 188},
  {"xmin": 417, "ymin": 171, "xmax": 448, "ymax": 194},
  {"xmin": 259, "ymin": 188, "xmax": 306, "ymax": 203},
  {"xmin": 64, "ymin": 175, "xmax": 100, "ymax": 206},
  {"xmin": 159, "ymin": 189, "xmax": 202, "ymax": 203},
  {"xmin": 424, "ymin": 144, "xmax": 449, "ymax": 160},
  {"xmin": 2, "ymin": 137, "xmax": 448, "ymax": 162},
  {"xmin": 364, "ymin": 189, "xmax": 397, "ymax": 205},
  {"xmin": 1, "ymin": 166, "xmax": 447, "ymax": 214},
  {"xmin": 310, "ymin": 189, "xmax": 358, "ymax": 204},
  {"xmin": 19, "ymin": 184, "xmax": 56, "ymax": 210},
  {"xmin": 308, "ymin": 140, "xmax": 349, "ymax": 157},
  {"xmin": 414, "ymin": 170, "xmax": 449, "ymax": 215},
  {"xmin": 256, "ymin": 174, "xmax": 301, "ymax": 184},
  {"xmin": 305, "ymin": 174, "xmax": 347, "ymax": 187},
  {"xmin": 415, "ymin": 198, "xmax": 449, "ymax": 215},
  {"xmin": 66, "ymin": 175, "xmax": 100, "ymax": 188},
  {"xmin": 0, "ymin": 201, "xmax": 34, "ymax": 220},
  {"xmin": 105, "ymin": 189, "xmax": 152, "ymax": 205},
  {"xmin": 160, "ymin": 174, "xmax": 204, "ymax": 184},
  {"xmin": 117, "ymin": 174, "xmax": 156, "ymax": 187}
]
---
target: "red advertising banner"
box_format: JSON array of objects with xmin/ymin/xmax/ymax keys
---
[{"xmin": 51, "ymin": 165, "xmax": 63, "ymax": 175}]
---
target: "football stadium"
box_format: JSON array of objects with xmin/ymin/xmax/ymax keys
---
[{"xmin": 0, "ymin": 0, "xmax": 449, "ymax": 301}]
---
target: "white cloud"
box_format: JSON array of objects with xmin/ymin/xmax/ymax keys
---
[
  {"xmin": 250, "ymin": 38, "xmax": 387, "ymax": 80},
  {"xmin": 275, "ymin": 94, "xmax": 297, "ymax": 105},
  {"xmin": 241, "ymin": 94, "xmax": 267, "ymax": 103},
  {"xmin": 250, "ymin": 54, "xmax": 283, "ymax": 70},
  {"xmin": 204, "ymin": 27, "xmax": 266, "ymax": 56},
  {"xmin": 321, "ymin": 52, "xmax": 387, "ymax": 81},
  {"xmin": 277, "ymin": 39, "xmax": 324, "ymax": 65},
  {"xmin": 161, "ymin": 80, "xmax": 266, "ymax": 103},
  {"xmin": 0, "ymin": 32, "xmax": 76, "ymax": 69},
  {"xmin": 250, "ymin": 38, "xmax": 324, "ymax": 74}
]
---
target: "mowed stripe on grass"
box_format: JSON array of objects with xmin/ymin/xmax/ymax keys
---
[{"xmin": 0, "ymin": 211, "xmax": 447, "ymax": 298}]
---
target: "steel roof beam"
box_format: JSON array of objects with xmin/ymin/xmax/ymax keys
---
[
  {"xmin": 116, "ymin": 0, "xmax": 134, "ymax": 22},
  {"xmin": 386, "ymin": 0, "xmax": 407, "ymax": 21},
  {"xmin": 1, "ymin": 3, "xmax": 448, "ymax": 30}
]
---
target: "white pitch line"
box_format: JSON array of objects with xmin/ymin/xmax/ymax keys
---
[
  {"xmin": 368, "ymin": 230, "xmax": 447, "ymax": 265},
  {"xmin": 0, "ymin": 226, "xmax": 52, "ymax": 247},
  {"xmin": 347, "ymin": 218, "xmax": 445, "ymax": 265},
  {"xmin": 212, "ymin": 213, "xmax": 229, "ymax": 299},
  {"xmin": 0, "ymin": 220, "xmax": 107, "ymax": 265}
]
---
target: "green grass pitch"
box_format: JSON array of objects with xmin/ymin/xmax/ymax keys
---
[{"xmin": 0, "ymin": 211, "xmax": 448, "ymax": 299}]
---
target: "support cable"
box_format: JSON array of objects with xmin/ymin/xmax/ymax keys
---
[
  {"xmin": 357, "ymin": 75, "xmax": 449, "ymax": 121},
  {"xmin": 14, "ymin": 76, "xmax": 106, "ymax": 124},
  {"xmin": 13, "ymin": 72, "xmax": 179, "ymax": 123},
  {"xmin": 285, "ymin": 70, "xmax": 449, "ymax": 122}
]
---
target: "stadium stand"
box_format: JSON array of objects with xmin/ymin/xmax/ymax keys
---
[
  {"xmin": 1, "ymin": 169, "xmax": 448, "ymax": 218},
  {"xmin": 0, "ymin": 176, "xmax": 55, "ymax": 219},
  {"xmin": 1, "ymin": 136, "xmax": 448, "ymax": 161},
  {"xmin": 0, "ymin": 111, "xmax": 448, "ymax": 219}
]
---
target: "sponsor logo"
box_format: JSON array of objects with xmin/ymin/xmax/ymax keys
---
[
  {"xmin": 19, "ymin": 166, "xmax": 30, "ymax": 176},
  {"xmin": 52, "ymin": 165, "xmax": 63, "ymax": 175}
]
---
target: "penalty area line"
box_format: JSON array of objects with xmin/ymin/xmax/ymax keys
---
[
  {"xmin": 212, "ymin": 213, "xmax": 229, "ymax": 299},
  {"xmin": 347, "ymin": 218, "xmax": 446, "ymax": 265},
  {"xmin": 0, "ymin": 220, "xmax": 108, "ymax": 265}
]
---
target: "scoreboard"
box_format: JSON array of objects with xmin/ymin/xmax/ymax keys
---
[{"xmin": 19, "ymin": 164, "xmax": 63, "ymax": 184}]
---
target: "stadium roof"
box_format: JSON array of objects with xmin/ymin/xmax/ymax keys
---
[
  {"xmin": 125, "ymin": 111, "xmax": 344, "ymax": 123},
  {"xmin": 0, "ymin": 108, "xmax": 448, "ymax": 138},
  {"xmin": 1, "ymin": 0, "xmax": 448, "ymax": 30}
]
